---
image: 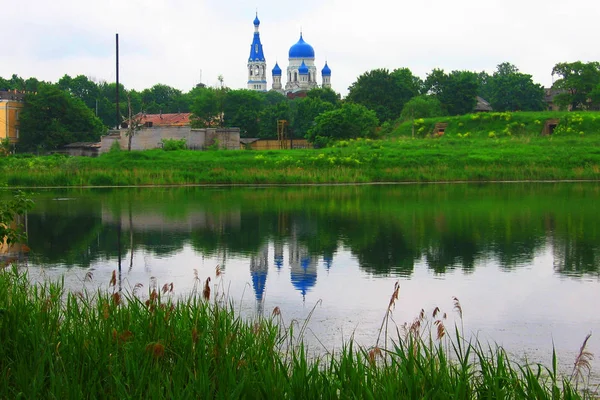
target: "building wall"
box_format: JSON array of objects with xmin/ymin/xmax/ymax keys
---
[
  {"xmin": 0, "ymin": 99, "xmax": 23, "ymax": 144},
  {"xmin": 243, "ymin": 139, "xmax": 312, "ymax": 150},
  {"xmin": 100, "ymin": 126, "xmax": 240, "ymax": 153}
]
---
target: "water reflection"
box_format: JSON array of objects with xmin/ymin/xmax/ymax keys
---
[{"xmin": 12, "ymin": 183, "xmax": 600, "ymax": 281}]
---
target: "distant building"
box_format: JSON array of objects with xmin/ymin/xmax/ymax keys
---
[
  {"xmin": 0, "ymin": 90, "xmax": 25, "ymax": 145},
  {"xmin": 474, "ymin": 96, "xmax": 493, "ymax": 112},
  {"xmin": 246, "ymin": 14, "xmax": 332, "ymax": 95}
]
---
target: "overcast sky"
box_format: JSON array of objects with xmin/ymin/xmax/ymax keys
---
[{"xmin": 3, "ymin": 0, "xmax": 598, "ymax": 97}]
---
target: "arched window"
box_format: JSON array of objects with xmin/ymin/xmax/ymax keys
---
[{"xmin": 294, "ymin": 72, "xmax": 297, "ymax": 82}]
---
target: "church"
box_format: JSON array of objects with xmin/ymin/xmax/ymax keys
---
[{"xmin": 247, "ymin": 14, "xmax": 331, "ymax": 94}]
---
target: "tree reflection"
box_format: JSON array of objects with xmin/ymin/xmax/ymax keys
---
[{"xmin": 21, "ymin": 183, "xmax": 600, "ymax": 279}]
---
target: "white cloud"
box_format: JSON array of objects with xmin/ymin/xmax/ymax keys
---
[{"xmin": 2, "ymin": 0, "xmax": 599, "ymax": 96}]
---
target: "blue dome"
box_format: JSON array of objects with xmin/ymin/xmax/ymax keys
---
[
  {"xmin": 321, "ymin": 62, "xmax": 331, "ymax": 76},
  {"xmin": 272, "ymin": 62, "xmax": 282, "ymax": 76},
  {"xmin": 298, "ymin": 60, "xmax": 309, "ymax": 75},
  {"xmin": 253, "ymin": 14, "xmax": 260, "ymax": 26},
  {"xmin": 289, "ymin": 34, "xmax": 315, "ymax": 59}
]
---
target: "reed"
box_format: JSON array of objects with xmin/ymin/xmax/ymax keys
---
[{"xmin": 0, "ymin": 266, "xmax": 595, "ymax": 398}]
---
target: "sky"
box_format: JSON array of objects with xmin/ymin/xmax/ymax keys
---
[{"xmin": 3, "ymin": 0, "xmax": 599, "ymax": 97}]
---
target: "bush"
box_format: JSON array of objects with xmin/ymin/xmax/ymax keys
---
[{"xmin": 161, "ymin": 138, "xmax": 187, "ymax": 151}]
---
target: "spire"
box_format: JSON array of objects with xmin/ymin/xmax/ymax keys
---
[{"xmin": 248, "ymin": 13, "xmax": 265, "ymax": 62}]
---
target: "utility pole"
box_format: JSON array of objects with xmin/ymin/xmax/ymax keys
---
[{"xmin": 116, "ymin": 33, "xmax": 120, "ymax": 129}]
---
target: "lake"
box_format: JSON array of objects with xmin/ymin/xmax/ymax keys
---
[{"xmin": 4, "ymin": 183, "xmax": 600, "ymax": 382}]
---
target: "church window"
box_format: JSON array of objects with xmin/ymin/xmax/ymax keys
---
[
  {"xmin": 255, "ymin": 44, "xmax": 258, "ymax": 53},
  {"xmin": 294, "ymin": 72, "xmax": 297, "ymax": 82}
]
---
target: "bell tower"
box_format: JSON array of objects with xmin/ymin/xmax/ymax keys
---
[{"xmin": 247, "ymin": 13, "xmax": 267, "ymax": 91}]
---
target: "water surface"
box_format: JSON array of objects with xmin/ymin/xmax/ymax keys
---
[{"xmin": 5, "ymin": 183, "xmax": 600, "ymax": 382}]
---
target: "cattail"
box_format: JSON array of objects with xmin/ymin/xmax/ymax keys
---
[
  {"xmin": 84, "ymin": 271, "xmax": 93, "ymax": 282},
  {"xmin": 169, "ymin": 283, "xmax": 174, "ymax": 293},
  {"xmin": 432, "ymin": 306, "xmax": 440, "ymax": 318},
  {"xmin": 272, "ymin": 306, "xmax": 281, "ymax": 317},
  {"xmin": 162, "ymin": 283, "xmax": 169, "ymax": 294},
  {"xmin": 572, "ymin": 333, "xmax": 593, "ymax": 385},
  {"xmin": 146, "ymin": 342, "xmax": 165, "ymax": 358},
  {"xmin": 192, "ymin": 328, "xmax": 199, "ymax": 344},
  {"xmin": 387, "ymin": 281, "xmax": 400, "ymax": 311},
  {"xmin": 453, "ymin": 297, "xmax": 463, "ymax": 319},
  {"xmin": 203, "ymin": 277, "xmax": 211, "ymax": 301},
  {"xmin": 103, "ymin": 303, "xmax": 110, "ymax": 320},
  {"xmin": 119, "ymin": 330, "xmax": 133, "ymax": 343},
  {"xmin": 435, "ymin": 320, "xmax": 446, "ymax": 340},
  {"xmin": 109, "ymin": 270, "xmax": 117, "ymax": 287},
  {"xmin": 369, "ymin": 346, "xmax": 383, "ymax": 365},
  {"xmin": 215, "ymin": 265, "xmax": 222, "ymax": 277},
  {"xmin": 133, "ymin": 283, "xmax": 143, "ymax": 296},
  {"xmin": 112, "ymin": 292, "xmax": 121, "ymax": 306}
]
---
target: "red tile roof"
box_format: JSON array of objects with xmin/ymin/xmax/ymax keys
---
[{"xmin": 136, "ymin": 112, "xmax": 192, "ymax": 127}]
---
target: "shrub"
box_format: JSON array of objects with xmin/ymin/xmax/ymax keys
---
[{"xmin": 161, "ymin": 138, "xmax": 187, "ymax": 151}]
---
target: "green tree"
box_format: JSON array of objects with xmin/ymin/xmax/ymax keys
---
[
  {"xmin": 17, "ymin": 83, "xmax": 106, "ymax": 152},
  {"xmin": 258, "ymin": 101, "xmax": 291, "ymax": 139},
  {"xmin": 400, "ymin": 95, "xmax": 445, "ymax": 120},
  {"xmin": 486, "ymin": 63, "xmax": 544, "ymax": 112},
  {"xmin": 306, "ymin": 103, "xmax": 379, "ymax": 147},
  {"xmin": 347, "ymin": 68, "xmax": 421, "ymax": 122},
  {"xmin": 58, "ymin": 74, "xmax": 101, "ymax": 112},
  {"xmin": 97, "ymin": 81, "xmax": 128, "ymax": 128},
  {"xmin": 552, "ymin": 61, "xmax": 600, "ymax": 110},
  {"xmin": 141, "ymin": 84, "xmax": 190, "ymax": 114},
  {"xmin": 222, "ymin": 89, "xmax": 265, "ymax": 137},
  {"xmin": 0, "ymin": 191, "xmax": 34, "ymax": 249},
  {"xmin": 262, "ymin": 90, "xmax": 287, "ymax": 106},
  {"xmin": 189, "ymin": 86, "xmax": 227, "ymax": 128},
  {"xmin": 424, "ymin": 69, "xmax": 478, "ymax": 115},
  {"xmin": 306, "ymin": 87, "xmax": 341, "ymax": 106},
  {"xmin": 289, "ymin": 96, "xmax": 335, "ymax": 139}
]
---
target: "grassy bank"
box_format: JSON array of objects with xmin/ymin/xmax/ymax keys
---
[
  {"xmin": 0, "ymin": 266, "xmax": 594, "ymax": 398},
  {"xmin": 1, "ymin": 111, "xmax": 600, "ymax": 186}
]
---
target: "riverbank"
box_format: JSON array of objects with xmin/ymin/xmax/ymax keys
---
[
  {"xmin": 0, "ymin": 266, "xmax": 593, "ymax": 398},
  {"xmin": 1, "ymin": 133, "xmax": 600, "ymax": 187}
]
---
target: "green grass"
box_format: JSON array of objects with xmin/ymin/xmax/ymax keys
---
[
  {"xmin": 0, "ymin": 266, "xmax": 594, "ymax": 398},
  {"xmin": 1, "ymin": 111, "xmax": 600, "ymax": 186}
]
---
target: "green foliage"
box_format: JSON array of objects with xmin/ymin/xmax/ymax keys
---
[
  {"xmin": 483, "ymin": 63, "xmax": 545, "ymax": 112},
  {"xmin": 189, "ymin": 86, "xmax": 226, "ymax": 128},
  {"xmin": 17, "ymin": 83, "xmax": 106, "ymax": 152},
  {"xmin": 305, "ymin": 87, "xmax": 341, "ymax": 106},
  {"xmin": 346, "ymin": 68, "xmax": 422, "ymax": 122},
  {"xmin": 223, "ymin": 89, "xmax": 265, "ymax": 137},
  {"xmin": 552, "ymin": 61, "xmax": 600, "ymax": 110},
  {"xmin": 161, "ymin": 138, "xmax": 187, "ymax": 151},
  {"xmin": 0, "ymin": 138, "xmax": 11, "ymax": 156},
  {"xmin": 290, "ymin": 96, "xmax": 335, "ymax": 139},
  {"xmin": 109, "ymin": 140, "xmax": 121, "ymax": 153},
  {"xmin": 258, "ymin": 101, "xmax": 291, "ymax": 139},
  {"xmin": 141, "ymin": 84, "xmax": 190, "ymax": 114},
  {"xmin": 306, "ymin": 103, "xmax": 379, "ymax": 147},
  {"xmin": 347, "ymin": 68, "xmax": 422, "ymax": 122},
  {"xmin": 0, "ymin": 191, "xmax": 34, "ymax": 246},
  {"xmin": 425, "ymin": 69, "xmax": 479, "ymax": 115},
  {"xmin": 400, "ymin": 95, "xmax": 445, "ymax": 121}
]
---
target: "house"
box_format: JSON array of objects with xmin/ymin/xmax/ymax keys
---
[
  {"xmin": 544, "ymin": 88, "xmax": 568, "ymax": 111},
  {"xmin": 474, "ymin": 96, "xmax": 493, "ymax": 112},
  {"xmin": 0, "ymin": 90, "xmax": 25, "ymax": 146}
]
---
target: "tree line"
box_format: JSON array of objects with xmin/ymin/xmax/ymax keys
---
[{"xmin": 2, "ymin": 61, "xmax": 599, "ymax": 151}]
